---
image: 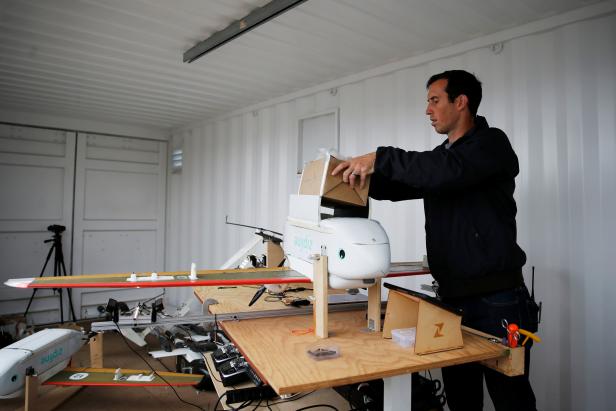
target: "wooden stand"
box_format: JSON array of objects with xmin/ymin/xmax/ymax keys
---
[
  {"xmin": 23, "ymin": 376, "xmax": 82, "ymax": 411},
  {"xmin": 20, "ymin": 333, "xmax": 104, "ymax": 411},
  {"xmin": 383, "ymin": 287, "xmax": 463, "ymax": 355},
  {"xmin": 312, "ymin": 254, "xmax": 382, "ymax": 338},
  {"xmin": 265, "ymin": 241, "xmax": 285, "ymax": 268},
  {"xmin": 367, "ymin": 278, "xmax": 382, "ymax": 332},
  {"xmin": 313, "ymin": 255, "xmax": 328, "ymax": 338},
  {"xmin": 89, "ymin": 333, "xmax": 104, "ymax": 368}
]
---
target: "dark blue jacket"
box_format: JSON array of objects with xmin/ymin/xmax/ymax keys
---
[{"xmin": 369, "ymin": 116, "xmax": 526, "ymax": 297}]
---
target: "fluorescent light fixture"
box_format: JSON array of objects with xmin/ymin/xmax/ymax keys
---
[{"xmin": 183, "ymin": 0, "xmax": 308, "ymax": 63}]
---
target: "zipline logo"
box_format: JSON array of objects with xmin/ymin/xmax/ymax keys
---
[
  {"xmin": 434, "ymin": 322, "xmax": 445, "ymax": 338},
  {"xmin": 41, "ymin": 347, "xmax": 63, "ymax": 365},
  {"xmin": 293, "ymin": 236, "xmax": 312, "ymax": 250}
]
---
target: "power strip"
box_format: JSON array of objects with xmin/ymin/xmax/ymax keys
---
[{"xmin": 226, "ymin": 385, "xmax": 277, "ymax": 404}]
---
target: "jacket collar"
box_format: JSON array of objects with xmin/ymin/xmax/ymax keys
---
[{"xmin": 441, "ymin": 115, "xmax": 488, "ymax": 148}]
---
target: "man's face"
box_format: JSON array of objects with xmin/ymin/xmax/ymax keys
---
[{"xmin": 425, "ymin": 78, "xmax": 460, "ymax": 136}]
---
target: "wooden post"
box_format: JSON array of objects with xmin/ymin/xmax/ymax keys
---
[
  {"xmin": 313, "ymin": 255, "xmax": 328, "ymax": 338},
  {"xmin": 367, "ymin": 278, "xmax": 381, "ymax": 332},
  {"xmin": 89, "ymin": 333, "xmax": 103, "ymax": 368},
  {"xmin": 266, "ymin": 241, "xmax": 285, "ymax": 268},
  {"xmin": 22, "ymin": 375, "xmax": 82, "ymax": 411},
  {"xmin": 24, "ymin": 375, "xmax": 39, "ymax": 411}
]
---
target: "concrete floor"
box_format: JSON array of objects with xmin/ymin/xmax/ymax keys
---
[{"xmin": 1, "ymin": 330, "xmax": 220, "ymax": 411}]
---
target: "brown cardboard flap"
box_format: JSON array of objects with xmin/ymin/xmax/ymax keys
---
[
  {"xmin": 298, "ymin": 158, "xmax": 326, "ymax": 196},
  {"xmin": 322, "ymin": 156, "xmax": 370, "ymax": 206},
  {"xmin": 298, "ymin": 156, "xmax": 370, "ymax": 206}
]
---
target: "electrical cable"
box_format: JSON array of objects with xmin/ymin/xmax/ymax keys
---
[
  {"xmin": 294, "ymin": 405, "xmax": 339, "ymax": 411},
  {"xmin": 112, "ymin": 323, "xmax": 205, "ymax": 411},
  {"xmin": 213, "ymin": 392, "xmax": 228, "ymax": 411}
]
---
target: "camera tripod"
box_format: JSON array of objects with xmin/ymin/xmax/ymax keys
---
[{"xmin": 24, "ymin": 225, "xmax": 76, "ymax": 323}]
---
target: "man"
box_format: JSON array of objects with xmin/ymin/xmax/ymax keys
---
[{"xmin": 332, "ymin": 70, "xmax": 538, "ymax": 410}]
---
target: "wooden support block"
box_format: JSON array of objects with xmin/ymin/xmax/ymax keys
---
[
  {"xmin": 367, "ymin": 278, "xmax": 381, "ymax": 332},
  {"xmin": 481, "ymin": 346, "xmax": 525, "ymax": 376},
  {"xmin": 24, "ymin": 375, "xmax": 39, "ymax": 411},
  {"xmin": 462, "ymin": 326, "xmax": 526, "ymax": 376},
  {"xmin": 313, "ymin": 255, "xmax": 328, "ymax": 338},
  {"xmin": 22, "ymin": 375, "xmax": 82, "ymax": 411},
  {"xmin": 266, "ymin": 241, "xmax": 285, "ymax": 268},
  {"xmin": 89, "ymin": 333, "xmax": 103, "ymax": 368}
]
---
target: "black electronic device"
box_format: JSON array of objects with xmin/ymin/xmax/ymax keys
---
[
  {"xmin": 212, "ymin": 344, "xmax": 241, "ymax": 369},
  {"xmin": 245, "ymin": 365, "xmax": 264, "ymax": 386},
  {"xmin": 218, "ymin": 357, "xmax": 250, "ymax": 386},
  {"xmin": 226, "ymin": 385, "xmax": 277, "ymax": 404},
  {"xmin": 185, "ymin": 338, "xmax": 217, "ymax": 353}
]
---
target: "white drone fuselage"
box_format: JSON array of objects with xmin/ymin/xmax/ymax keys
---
[
  {"xmin": 0, "ymin": 328, "xmax": 86, "ymax": 399},
  {"xmin": 284, "ymin": 195, "xmax": 390, "ymax": 289}
]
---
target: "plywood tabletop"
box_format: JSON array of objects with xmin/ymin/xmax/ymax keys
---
[{"xmin": 220, "ymin": 310, "xmax": 506, "ymax": 395}]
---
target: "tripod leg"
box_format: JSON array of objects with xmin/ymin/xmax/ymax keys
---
[
  {"xmin": 55, "ymin": 250, "xmax": 65, "ymax": 324},
  {"xmin": 57, "ymin": 246, "xmax": 77, "ymax": 322},
  {"xmin": 24, "ymin": 243, "xmax": 56, "ymax": 318},
  {"xmin": 23, "ymin": 288, "xmax": 39, "ymax": 319}
]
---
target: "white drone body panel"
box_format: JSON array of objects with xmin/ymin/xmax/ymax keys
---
[
  {"xmin": 284, "ymin": 195, "xmax": 390, "ymax": 289},
  {"xmin": 0, "ymin": 329, "xmax": 86, "ymax": 398}
]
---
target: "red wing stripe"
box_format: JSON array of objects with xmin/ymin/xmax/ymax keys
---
[
  {"xmin": 44, "ymin": 381, "xmax": 200, "ymax": 387},
  {"xmin": 28, "ymin": 277, "xmax": 311, "ymax": 288}
]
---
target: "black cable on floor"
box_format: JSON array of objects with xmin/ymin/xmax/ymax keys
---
[{"xmin": 112, "ymin": 324, "xmax": 205, "ymax": 411}]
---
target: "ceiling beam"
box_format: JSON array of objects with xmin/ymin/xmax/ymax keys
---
[{"xmin": 183, "ymin": 0, "xmax": 308, "ymax": 63}]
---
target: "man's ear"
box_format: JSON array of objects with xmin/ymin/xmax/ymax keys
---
[{"xmin": 456, "ymin": 94, "xmax": 469, "ymax": 112}]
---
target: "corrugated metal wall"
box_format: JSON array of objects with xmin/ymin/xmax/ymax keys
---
[{"xmin": 167, "ymin": 12, "xmax": 615, "ymax": 411}]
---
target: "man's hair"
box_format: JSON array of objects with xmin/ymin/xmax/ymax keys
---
[{"xmin": 426, "ymin": 70, "xmax": 482, "ymax": 117}]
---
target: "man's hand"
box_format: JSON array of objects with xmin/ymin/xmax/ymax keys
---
[{"xmin": 331, "ymin": 152, "xmax": 376, "ymax": 189}]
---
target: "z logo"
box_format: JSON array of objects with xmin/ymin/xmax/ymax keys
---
[{"xmin": 434, "ymin": 322, "xmax": 445, "ymax": 338}]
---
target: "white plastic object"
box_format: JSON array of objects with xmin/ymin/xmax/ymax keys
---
[
  {"xmin": 126, "ymin": 373, "xmax": 155, "ymax": 382},
  {"xmin": 392, "ymin": 327, "xmax": 416, "ymax": 348},
  {"xmin": 189, "ymin": 262, "xmax": 197, "ymax": 280},
  {"xmin": 113, "ymin": 368, "xmax": 123, "ymax": 381}
]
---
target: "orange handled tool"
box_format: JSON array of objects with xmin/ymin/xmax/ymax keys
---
[
  {"xmin": 518, "ymin": 328, "xmax": 541, "ymax": 345},
  {"xmin": 507, "ymin": 323, "xmax": 520, "ymax": 348},
  {"xmin": 501, "ymin": 319, "xmax": 520, "ymax": 348}
]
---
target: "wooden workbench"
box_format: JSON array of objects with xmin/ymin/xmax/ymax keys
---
[
  {"xmin": 219, "ymin": 310, "xmax": 505, "ymax": 395},
  {"xmin": 194, "ymin": 284, "xmax": 508, "ymax": 410}
]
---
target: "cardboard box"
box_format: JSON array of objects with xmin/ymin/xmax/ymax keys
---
[{"xmin": 298, "ymin": 155, "xmax": 370, "ymax": 207}]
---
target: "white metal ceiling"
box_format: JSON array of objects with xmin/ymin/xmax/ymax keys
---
[{"xmin": 0, "ymin": 0, "xmax": 604, "ymax": 130}]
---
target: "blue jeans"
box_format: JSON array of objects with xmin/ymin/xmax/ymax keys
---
[{"xmin": 441, "ymin": 286, "xmax": 538, "ymax": 411}]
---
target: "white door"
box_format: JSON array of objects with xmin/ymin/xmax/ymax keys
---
[
  {"xmin": 72, "ymin": 133, "xmax": 167, "ymax": 318},
  {"xmin": 0, "ymin": 124, "xmax": 76, "ymax": 324}
]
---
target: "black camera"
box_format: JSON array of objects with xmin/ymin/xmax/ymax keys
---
[{"xmin": 47, "ymin": 225, "xmax": 66, "ymax": 234}]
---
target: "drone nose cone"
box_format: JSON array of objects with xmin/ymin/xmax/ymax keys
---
[{"xmin": 0, "ymin": 350, "xmax": 26, "ymax": 398}]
